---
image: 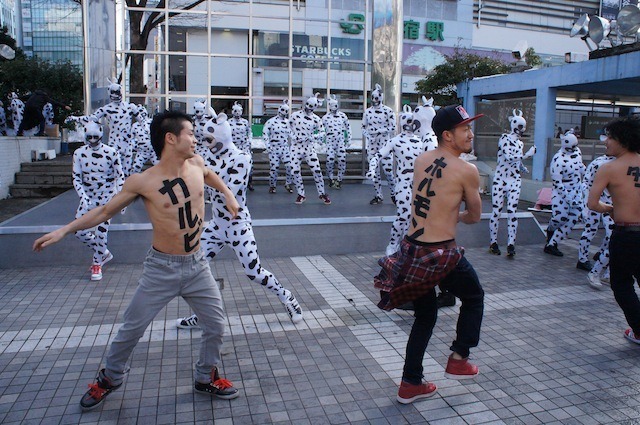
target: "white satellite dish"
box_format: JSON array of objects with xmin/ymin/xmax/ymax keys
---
[
  {"xmin": 617, "ymin": 5, "xmax": 640, "ymax": 36},
  {"xmin": 0, "ymin": 44, "xmax": 16, "ymax": 60},
  {"xmin": 570, "ymin": 13, "xmax": 590, "ymax": 37},
  {"xmin": 588, "ymin": 16, "xmax": 611, "ymax": 44}
]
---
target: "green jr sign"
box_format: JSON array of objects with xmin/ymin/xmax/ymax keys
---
[
  {"xmin": 340, "ymin": 14, "xmax": 444, "ymax": 41},
  {"xmin": 340, "ymin": 13, "xmax": 365, "ymax": 35},
  {"xmin": 404, "ymin": 20, "xmax": 445, "ymax": 41}
]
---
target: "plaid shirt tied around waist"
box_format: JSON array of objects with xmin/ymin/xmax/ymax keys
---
[{"xmin": 374, "ymin": 238, "xmax": 464, "ymax": 311}]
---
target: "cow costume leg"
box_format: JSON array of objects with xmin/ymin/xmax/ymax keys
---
[
  {"xmin": 304, "ymin": 147, "xmax": 327, "ymax": 198},
  {"xmin": 178, "ymin": 111, "xmax": 304, "ymax": 328},
  {"xmin": 505, "ymin": 180, "xmax": 521, "ymax": 252},
  {"xmin": 489, "ymin": 178, "xmax": 506, "ymax": 255},
  {"xmin": 387, "ymin": 181, "xmax": 412, "ymax": 256},
  {"xmin": 366, "ymin": 136, "xmax": 384, "ymax": 201}
]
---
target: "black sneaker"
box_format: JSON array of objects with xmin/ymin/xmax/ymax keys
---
[
  {"xmin": 194, "ymin": 368, "xmax": 240, "ymax": 400},
  {"xmin": 543, "ymin": 244, "xmax": 563, "ymax": 257},
  {"xmin": 284, "ymin": 184, "xmax": 294, "ymax": 193},
  {"xmin": 370, "ymin": 196, "xmax": 383, "ymax": 205},
  {"xmin": 488, "ymin": 243, "xmax": 501, "ymax": 255},
  {"xmin": 328, "ymin": 179, "xmax": 336, "ymax": 188},
  {"xmin": 576, "ymin": 260, "xmax": 593, "ymax": 271},
  {"xmin": 507, "ymin": 244, "xmax": 516, "ymax": 258},
  {"xmin": 593, "ymin": 252, "xmax": 601, "ymax": 262},
  {"xmin": 80, "ymin": 369, "xmax": 122, "ymax": 411},
  {"xmin": 335, "ymin": 180, "xmax": 342, "ymax": 189},
  {"xmin": 436, "ymin": 291, "xmax": 456, "ymax": 308}
]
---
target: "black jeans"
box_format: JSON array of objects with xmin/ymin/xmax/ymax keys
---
[
  {"xmin": 402, "ymin": 256, "xmax": 484, "ymax": 385},
  {"xmin": 609, "ymin": 229, "xmax": 640, "ymax": 335}
]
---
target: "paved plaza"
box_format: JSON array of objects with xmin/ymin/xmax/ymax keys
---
[
  {"xmin": 2, "ymin": 242, "xmax": 638, "ymax": 424},
  {"xmin": 1, "ymin": 186, "xmax": 639, "ymax": 424}
]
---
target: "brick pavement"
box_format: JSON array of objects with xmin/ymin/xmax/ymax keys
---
[{"xmin": 1, "ymin": 237, "xmax": 639, "ymax": 424}]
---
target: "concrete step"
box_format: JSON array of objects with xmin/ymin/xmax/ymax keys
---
[
  {"xmin": 9, "ymin": 184, "xmax": 71, "ymax": 198},
  {"xmin": 20, "ymin": 162, "xmax": 72, "ymax": 173},
  {"xmin": 14, "ymin": 171, "xmax": 72, "ymax": 185}
]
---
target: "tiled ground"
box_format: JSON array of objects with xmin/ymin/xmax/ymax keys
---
[{"xmin": 1, "ymin": 237, "xmax": 639, "ymax": 425}]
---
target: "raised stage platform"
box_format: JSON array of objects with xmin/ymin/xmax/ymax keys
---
[{"xmin": 0, "ymin": 182, "xmax": 545, "ymax": 268}]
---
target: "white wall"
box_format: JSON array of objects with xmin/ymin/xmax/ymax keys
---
[
  {"xmin": 473, "ymin": 26, "xmax": 590, "ymax": 57},
  {"xmin": 0, "ymin": 137, "xmax": 61, "ymax": 199}
]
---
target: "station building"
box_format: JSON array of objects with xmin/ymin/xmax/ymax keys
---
[{"xmin": 115, "ymin": 0, "xmax": 599, "ymax": 140}]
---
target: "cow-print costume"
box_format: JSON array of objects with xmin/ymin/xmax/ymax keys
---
[
  {"xmin": 8, "ymin": 92, "xmax": 24, "ymax": 134},
  {"xmin": 72, "ymin": 120, "xmax": 123, "ymax": 273},
  {"xmin": 131, "ymin": 105, "xmax": 157, "ymax": 174},
  {"xmin": 67, "ymin": 81, "xmax": 140, "ymax": 177},
  {"xmin": 0, "ymin": 100, "xmax": 6, "ymax": 136},
  {"xmin": 43, "ymin": 102, "xmax": 54, "ymax": 127},
  {"xmin": 413, "ymin": 96, "xmax": 438, "ymax": 151},
  {"xmin": 194, "ymin": 111, "xmax": 303, "ymax": 323},
  {"xmin": 489, "ymin": 110, "xmax": 536, "ymax": 256},
  {"xmin": 229, "ymin": 101, "xmax": 254, "ymax": 190},
  {"xmin": 289, "ymin": 93, "xmax": 330, "ymax": 204},
  {"xmin": 192, "ymin": 99, "xmax": 216, "ymax": 202},
  {"xmin": 262, "ymin": 99, "xmax": 294, "ymax": 192},
  {"xmin": 367, "ymin": 105, "xmax": 423, "ymax": 256},
  {"xmin": 580, "ymin": 155, "xmax": 614, "ymax": 279},
  {"xmin": 322, "ymin": 94, "xmax": 352, "ymax": 189},
  {"xmin": 545, "ymin": 130, "xmax": 585, "ymax": 255},
  {"xmin": 362, "ymin": 83, "xmax": 396, "ymax": 204},
  {"xmin": 192, "ymin": 99, "xmax": 214, "ymax": 158}
]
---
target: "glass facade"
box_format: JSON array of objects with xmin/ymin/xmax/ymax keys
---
[
  {"xmin": 21, "ymin": 0, "xmax": 83, "ymax": 66},
  {"xmin": 120, "ymin": 0, "xmax": 407, "ymax": 127},
  {"xmin": 0, "ymin": 0, "xmax": 17, "ymax": 39}
]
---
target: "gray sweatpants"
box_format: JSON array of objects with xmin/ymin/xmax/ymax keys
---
[{"xmin": 104, "ymin": 247, "xmax": 226, "ymax": 385}]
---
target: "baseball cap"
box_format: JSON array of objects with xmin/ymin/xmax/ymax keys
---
[{"xmin": 432, "ymin": 105, "xmax": 484, "ymax": 139}]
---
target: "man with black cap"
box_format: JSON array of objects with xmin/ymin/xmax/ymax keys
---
[{"xmin": 374, "ymin": 104, "xmax": 485, "ymax": 404}]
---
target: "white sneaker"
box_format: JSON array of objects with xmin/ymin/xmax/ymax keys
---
[
  {"xmin": 587, "ymin": 273, "xmax": 602, "ymax": 290},
  {"xmin": 102, "ymin": 250, "xmax": 113, "ymax": 266},
  {"xmin": 601, "ymin": 270, "xmax": 610, "ymax": 284},
  {"xmin": 283, "ymin": 293, "xmax": 304, "ymax": 324},
  {"xmin": 90, "ymin": 264, "xmax": 103, "ymax": 281},
  {"xmin": 176, "ymin": 314, "xmax": 200, "ymax": 329}
]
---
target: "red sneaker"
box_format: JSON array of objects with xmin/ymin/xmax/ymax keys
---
[
  {"xmin": 90, "ymin": 264, "xmax": 103, "ymax": 281},
  {"xmin": 444, "ymin": 355, "xmax": 479, "ymax": 380},
  {"xmin": 396, "ymin": 380, "xmax": 437, "ymax": 404},
  {"xmin": 625, "ymin": 328, "xmax": 640, "ymax": 345},
  {"xmin": 295, "ymin": 195, "xmax": 306, "ymax": 204},
  {"xmin": 319, "ymin": 194, "xmax": 331, "ymax": 205}
]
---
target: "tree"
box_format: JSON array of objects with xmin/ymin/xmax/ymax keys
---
[
  {"xmin": 72, "ymin": 0, "xmax": 205, "ymax": 103},
  {"xmin": 0, "ymin": 56, "xmax": 83, "ymax": 125},
  {"xmin": 524, "ymin": 47, "xmax": 542, "ymax": 68},
  {"xmin": 415, "ymin": 48, "xmax": 510, "ymax": 105}
]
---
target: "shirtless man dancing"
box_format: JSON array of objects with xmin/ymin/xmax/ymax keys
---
[
  {"xmin": 33, "ymin": 111, "xmax": 241, "ymax": 411},
  {"xmin": 587, "ymin": 116, "xmax": 640, "ymax": 344},
  {"xmin": 374, "ymin": 104, "xmax": 485, "ymax": 404}
]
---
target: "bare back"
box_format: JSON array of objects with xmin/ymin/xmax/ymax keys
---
[
  {"xmin": 407, "ymin": 148, "xmax": 482, "ymax": 242},
  {"xmin": 128, "ymin": 157, "xmax": 206, "ymax": 254},
  {"xmin": 596, "ymin": 153, "xmax": 640, "ymax": 223}
]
